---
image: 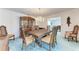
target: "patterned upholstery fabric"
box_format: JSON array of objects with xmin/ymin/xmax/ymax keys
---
[
  {"xmin": 1, "ymin": 27, "xmax": 7, "ymax": 36},
  {"xmin": 0, "ymin": 26, "xmax": 7, "ymax": 36}
]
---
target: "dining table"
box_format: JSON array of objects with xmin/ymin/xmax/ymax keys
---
[
  {"xmin": 29, "ymin": 29, "xmax": 48, "ymax": 38},
  {"xmin": 28, "ymin": 28, "xmax": 51, "ymax": 46}
]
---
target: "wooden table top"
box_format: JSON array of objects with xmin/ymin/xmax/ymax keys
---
[{"xmin": 29, "ymin": 29, "xmax": 49, "ymax": 38}]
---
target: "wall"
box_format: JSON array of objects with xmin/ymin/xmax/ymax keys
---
[
  {"xmin": 49, "ymin": 9, "xmax": 79, "ymax": 38},
  {"xmin": 0, "ymin": 9, "xmax": 26, "ymax": 38},
  {"xmin": 1, "ymin": 8, "xmax": 79, "ymax": 39}
]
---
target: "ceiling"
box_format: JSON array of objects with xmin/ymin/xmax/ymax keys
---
[{"xmin": 6, "ymin": 8, "xmax": 74, "ymax": 17}]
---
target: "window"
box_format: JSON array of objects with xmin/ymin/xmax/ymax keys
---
[
  {"xmin": 48, "ymin": 17, "xmax": 61, "ymax": 31},
  {"xmin": 48, "ymin": 17, "xmax": 61, "ymax": 26}
]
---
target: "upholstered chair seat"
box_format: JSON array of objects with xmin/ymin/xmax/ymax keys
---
[
  {"xmin": 41, "ymin": 35, "xmax": 51, "ymax": 44},
  {"xmin": 25, "ymin": 35, "xmax": 35, "ymax": 46},
  {"xmin": 65, "ymin": 31, "xmax": 72, "ymax": 38},
  {"xmin": 70, "ymin": 34, "xmax": 76, "ymax": 37}
]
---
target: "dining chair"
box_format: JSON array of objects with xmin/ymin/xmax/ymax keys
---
[
  {"xmin": 41, "ymin": 26, "xmax": 58, "ymax": 51},
  {"xmin": 68, "ymin": 25, "xmax": 79, "ymax": 42},
  {"xmin": 0, "ymin": 25, "xmax": 15, "ymax": 40},
  {"xmin": 65, "ymin": 25, "xmax": 79, "ymax": 42},
  {"xmin": 21, "ymin": 28, "xmax": 35, "ymax": 49}
]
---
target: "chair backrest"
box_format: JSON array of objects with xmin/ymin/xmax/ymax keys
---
[
  {"xmin": 72, "ymin": 25, "xmax": 79, "ymax": 34},
  {"xmin": 50, "ymin": 32, "xmax": 54, "ymax": 44},
  {"xmin": 52, "ymin": 26, "xmax": 58, "ymax": 36},
  {"xmin": 0, "ymin": 25, "xmax": 7, "ymax": 37},
  {"xmin": 50, "ymin": 26, "xmax": 58, "ymax": 44},
  {"xmin": 0, "ymin": 29, "xmax": 2, "ymax": 37},
  {"xmin": 57, "ymin": 25, "xmax": 61, "ymax": 32}
]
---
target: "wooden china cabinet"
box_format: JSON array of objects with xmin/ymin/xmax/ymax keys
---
[{"xmin": 20, "ymin": 16, "xmax": 35, "ymax": 38}]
